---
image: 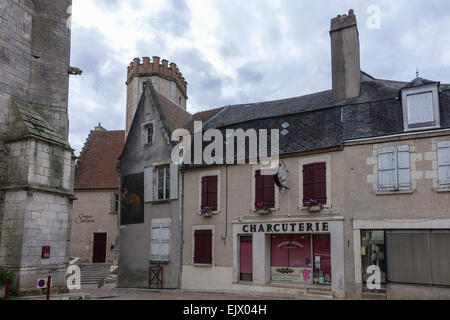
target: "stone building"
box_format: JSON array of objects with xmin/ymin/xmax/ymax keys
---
[
  {"xmin": 0, "ymin": 0, "xmax": 76, "ymax": 295},
  {"xmin": 180, "ymin": 10, "xmax": 450, "ymax": 299},
  {"xmin": 118, "ymin": 57, "xmax": 223, "ymax": 289},
  {"xmin": 70, "ymin": 124, "xmax": 124, "ymax": 264}
]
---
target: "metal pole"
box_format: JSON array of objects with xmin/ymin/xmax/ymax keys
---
[
  {"xmin": 4, "ymin": 278, "xmax": 9, "ymax": 300},
  {"xmin": 46, "ymin": 276, "xmax": 51, "ymax": 300}
]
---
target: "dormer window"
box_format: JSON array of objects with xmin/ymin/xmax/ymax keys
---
[
  {"xmin": 142, "ymin": 121, "xmax": 155, "ymax": 146},
  {"xmin": 401, "ymin": 81, "xmax": 440, "ymax": 131}
]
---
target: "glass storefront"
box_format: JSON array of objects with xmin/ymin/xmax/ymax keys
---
[
  {"xmin": 361, "ymin": 230, "xmax": 387, "ymax": 284},
  {"xmin": 270, "ymin": 234, "xmax": 331, "ymax": 285}
]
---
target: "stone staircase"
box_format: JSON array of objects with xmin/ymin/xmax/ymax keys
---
[{"xmin": 78, "ymin": 264, "xmax": 117, "ymax": 285}]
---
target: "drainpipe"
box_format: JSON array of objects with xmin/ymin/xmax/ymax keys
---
[
  {"xmin": 221, "ymin": 165, "xmax": 228, "ymax": 245},
  {"xmin": 178, "ymin": 170, "xmax": 184, "ymax": 289}
]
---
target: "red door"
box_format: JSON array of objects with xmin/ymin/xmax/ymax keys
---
[
  {"xmin": 93, "ymin": 233, "xmax": 107, "ymax": 263},
  {"xmin": 240, "ymin": 236, "xmax": 253, "ymax": 281}
]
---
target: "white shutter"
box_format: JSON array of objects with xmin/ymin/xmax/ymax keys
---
[
  {"xmin": 378, "ymin": 147, "xmax": 398, "ymax": 191},
  {"xmin": 438, "ymin": 141, "xmax": 450, "ymax": 189},
  {"xmin": 397, "ymin": 145, "xmax": 411, "ymax": 190},
  {"xmin": 151, "ymin": 223, "xmax": 170, "ymax": 261},
  {"xmin": 144, "ymin": 167, "xmax": 153, "ymax": 203},
  {"xmin": 406, "ymin": 92, "xmax": 434, "ymax": 125},
  {"xmin": 170, "ymin": 163, "xmax": 178, "ymax": 200}
]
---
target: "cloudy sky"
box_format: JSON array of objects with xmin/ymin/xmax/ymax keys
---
[{"xmin": 68, "ymin": 0, "xmax": 450, "ymax": 155}]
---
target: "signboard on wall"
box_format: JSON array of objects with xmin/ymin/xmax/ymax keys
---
[{"xmin": 271, "ymin": 267, "xmax": 313, "ymax": 283}]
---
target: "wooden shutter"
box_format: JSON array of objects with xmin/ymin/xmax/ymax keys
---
[
  {"xmin": 255, "ymin": 170, "xmax": 264, "ymax": 206},
  {"xmin": 438, "ymin": 141, "xmax": 450, "ymax": 189},
  {"xmin": 207, "ymin": 176, "xmax": 218, "ymax": 208},
  {"xmin": 263, "ymin": 174, "xmax": 275, "ymax": 208},
  {"xmin": 144, "ymin": 167, "xmax": 153, "ymax": 202},
  {"xmin": 303, "ymin": 164, "xmax": 314, "ymax": 202},
  {"xmin": 313, "ymin": 162, "xmax": 327, "ymax": 204},
  {"xmin": 151, "ymin": 223, "xmax": 170, "ymax": 261},
  {"xmin": 378, "ymin": 147, "xmax": 398, "ymax": 191},
  {"xmin": 194, "ymin": 230, "xmax": 212, "ymax": 264},
  {"xmin": 201, "ymin": 177, "xmax": 208, "ymax": 208},
  {"xmin": 397, "ymin": 145, "xmax": 411, "ymax": 190},
  {"xmin": 170, "ymin": 163, "xmax": 178, "ymax": 199}
]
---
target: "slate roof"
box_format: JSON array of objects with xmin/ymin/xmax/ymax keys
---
[
  {"xmin": 403, "ymin": 77, "xmax": 439, "ymax": 89},
  {"xmin": 75, "ymin": 129, "xmax": 125, "ymax": 189},
  {"xmin": 9, "ymin": 98, "xmax": 69, "ymax": 147}
]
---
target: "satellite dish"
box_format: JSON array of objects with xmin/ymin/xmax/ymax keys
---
[{"xmin": 273, "ymin": 162, "xmax": 289, "ymax": 190}]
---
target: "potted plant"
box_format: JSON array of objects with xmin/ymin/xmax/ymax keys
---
[
  {"xmin": 255, "ymin": 202, "xmax": 271, "ymax": 215},
  {"xmin": 304, "ymin": 199, "xmax": 323, "ymax": 213},
  {"xmin": 0, "ymin": 269, "xmax": 14, "ymax": 299},
  {"xmin": 200, "ymin": 206, "xmax": 217, "ymax": 217}
]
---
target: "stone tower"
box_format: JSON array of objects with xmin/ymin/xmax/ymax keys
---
[
  {"xmin": 0, "ymin": 0, "xmax": 76, "ymax": 295},
  {"xmin": 125, "ymin": 56, "xmax": 188, "ymax": 137}
]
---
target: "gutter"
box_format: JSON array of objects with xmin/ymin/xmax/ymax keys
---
[{"xmin": 178, "ymin": 171, "xmax": 184, "ymax": 289}]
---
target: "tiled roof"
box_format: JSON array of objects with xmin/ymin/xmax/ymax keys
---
[
  {"xmin": 75, "ymin": 129, "xmax": 125, "ymax": 189},
  {"xmin": 153, "ymin": 91, "xmax": 192, "ymax": 132}
]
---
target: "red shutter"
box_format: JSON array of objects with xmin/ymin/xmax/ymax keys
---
[
  {"xmin": 194, "ymin": 230, "xmax": 212, "ymax": 264},
  {"xmin": 263, "ymin": 174, "xmax": 275, "ymax": 208},
  {"xmin": 207, "ymin": 176, "xmax": 218, "ymax": 208},
  {"xmin": 303, "ymin": 164, "xmax": 314, "ymax": 202},
  {"xmin": 201, "ymin": 177, "xmax": 208, "ymax": 208},
  {"xmin": 313, "ymin": 163, "xmax": 327, "ymax": 205},
  {"xmin": 255, "ymin": 170, "xmax": 264, "ymax": 206}
]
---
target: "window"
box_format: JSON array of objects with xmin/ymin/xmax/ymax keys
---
[
  {"xmin": 145, "ymin": 123, "xmax": 154, "ymax": 144},
  {"xmin": 157, "ymin": 166, "xmax": 170, "ymax": 200},
  {"xmin": 303, "ymin": 163, "xmax": 327, "ymax": 205},
  {"xmin": 438, "ymin": 141, "xmax": 450, "ymax": 189},
  {"xmin": 402, "ymin": 85, "xmax": 440, "ymax": 131},
  {"xmin": 179, "ymin": 96, "xmax": 182, "ymax": 105},
  {"xmin": 194, "ymin": 229, "xmax": 212, "ymax": 264},
  {"xmin": 255, "ymin": 170, "xmax": 275, "ymax": 208},
  {"xmin": 110, "ymin": 192, "xmax": 119, "ymax": 214},
  {"xmin": 201, "ymin": 176, "xmax": 218, "ymax": 211},
  {"xmin": 378, "ymin": 146, "xmax": 411, "ymax": 191},
  {"xmin": 151, "ymin": 222, "xmax": 170, "ymax": 262}
]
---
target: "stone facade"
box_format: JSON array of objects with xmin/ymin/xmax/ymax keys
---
[{"xmin": 0, "ymin": 0, "xmax": 75, "ymax": 295}]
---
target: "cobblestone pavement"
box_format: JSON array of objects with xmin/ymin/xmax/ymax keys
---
[{"xmin": 67, "ymin": 283, "xmax": 304, "ymax": 300}]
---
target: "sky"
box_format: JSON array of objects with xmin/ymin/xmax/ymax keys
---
[{"xmin": 68, "ymin": 0, "xmax": 450, "ymax": 155}]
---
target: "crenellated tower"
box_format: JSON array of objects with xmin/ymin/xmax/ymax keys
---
[{"xmin": 125, "ymin": 56, "xmax": 188, "ymax": 137}]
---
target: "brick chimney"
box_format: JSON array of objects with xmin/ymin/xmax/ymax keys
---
[{"xmin": 330, "ymin": 9, "xmax": 361, "ymax": 100}]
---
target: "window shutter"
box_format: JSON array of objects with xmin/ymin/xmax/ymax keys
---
[
  {"xmin": 207, "ymin": 176, "xmax": 218, "ymax": 208},
  {"xmin": 201, "ymin": 177, "xmax": 208, "ymax": 208},
  {"xmin": 263, "ymin": 174, "xmax": 275, "ymax": 208},
  {"xmin": 255, "ymin": 170, "xmax": 264, "ymax": 206},
  {"xmin": 378, "ymin": 147, "xmax": 398, "ymax": 191},
  {"xmin": 144, "ymin": 167, "xmax": 153, "ymax": 202},
  {"xmin": 151, "ymin": 223, "xmax": 170, "ymax": 261},
  {"xmin": 194, "ymin": 230, "xmax": 212, "ymax": 264},
  {"xmin": 313, "ymin": 162, "xmax": 327, "ymax": 204},
  {"xmin": 170, "ymin": 163, "xmax": 178, "ymax": 200},
  {"xmin": 303, "ymin": 164, "xmax": 314, "ymax": 202},
  {"xmin": 397, "ymin": 145, "xmax": 411, "ymax": 190},
  {"xmin": 438, "ymin": 141, "xmax": 450, "ymax": 189}
]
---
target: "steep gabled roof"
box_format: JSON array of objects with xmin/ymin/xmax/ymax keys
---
[
  {"xmin": 75, "ymin": 129, "xmax": 125, "ymax": 189},
  {"xmin": 153, "ymin": 91, "xmax": 192, "ymax": 132}
]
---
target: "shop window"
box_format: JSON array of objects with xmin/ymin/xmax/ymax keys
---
[
  {"xmin": 201, "ymin": 176, "xmax": 218, "ymax": 212},
  {"xmin": 255, "ymin": 170, "xmax": 275, "ymax": 208},
  {"xmin": 303, "ymin": 163, "xmax": 327, "ymax": 205},
  {"xmin": 360, "ymin": 230, "xmax": 387, "ymax": 284},
  {"xmin": 151, "ymin": 222, "xmax": 170, "ymax": 262},
  {"xmin": 194, "ymin": 229, "xmax": 212, "ymax": 264},
  {"xmin": 239, "ymin": 236, "xmax": 253, "ymax": 281},
  {"xmin": 270, "ymin": 234, "xmax": 332, "ymax": 285},
  {"xmin": 157, "ymin": 166, "xmax": 170, "ymax": 200},
  {"xmin": 378, "ymin": 146, "xmax": 411, "ymax": 191},
  {"xmin": 438, "ymin": 141, "xmax": 450, "ymax": 189}
]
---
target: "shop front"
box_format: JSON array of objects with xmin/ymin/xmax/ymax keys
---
[{"xmin": 232, "ymin": 217, "xmax": 345, "ymax": 298}]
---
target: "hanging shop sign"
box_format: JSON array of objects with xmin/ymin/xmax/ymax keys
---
[{"xmin": 242, "ymin": 222, "xmax": 329, "ymax": 234}]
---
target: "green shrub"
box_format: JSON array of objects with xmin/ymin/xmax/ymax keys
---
[{"xmin": 0, "ymin": 269, "xmax": 14, "ymax": 286}]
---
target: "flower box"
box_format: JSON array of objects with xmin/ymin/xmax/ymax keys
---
[
  {"xmin": 255, "ymin": 208, "xmax": 271, "ymax": 215},
  {"xmin": 200, "ymin": 206, "xmax": 217, "ymax": 217},
  {"xmin": 308, "ymin": 205, "xmax": 321, "ymax": 213},
  {"xmin": 303, "ymin": 199, "xmax": 323, "ymax": 213}
]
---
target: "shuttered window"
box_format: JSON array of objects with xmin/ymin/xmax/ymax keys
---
[
  {"xmin": 303, "ymin": 163, "xmax": 327, "ymax": 205},
  {"xmin": 378, "ymin": 146, "xmax": 411, "ymax": 191},
  {"xmin": 201, "ymin": 176, "xmax": 218, "ymax": 210},
  {"xmin": 157, "ymin": 166, "xmax": 170, "ymax": 200},
  {"xmin": 151, "ymin": 223, "xmax": 170, "ymax": 262},
  {"xmin": 255, "ymin": 170, "xmax": 275, "ymax": 208},
  {"xmin": 194, "ymin": 229, "xmax": 213, "ymax": 264},
  {"xmin": 438, "ymin": 141, "xmax": 450, "ymax": 189}
]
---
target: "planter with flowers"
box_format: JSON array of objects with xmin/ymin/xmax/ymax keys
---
[
  {"xmin": 255, "ymin": 202, "xmax": 271, "ymax": 215},
  {"xmin": 200, "ymin": 206, "xmax": 218, "ymax": 217},
  {"xmin": 303, "ymin": 199, "xmax": 324, "ymax": 213}
]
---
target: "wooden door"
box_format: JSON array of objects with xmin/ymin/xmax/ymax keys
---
[{"xmin": 93, "ymin": 233, "xmax": 107, "ymax": 263}]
